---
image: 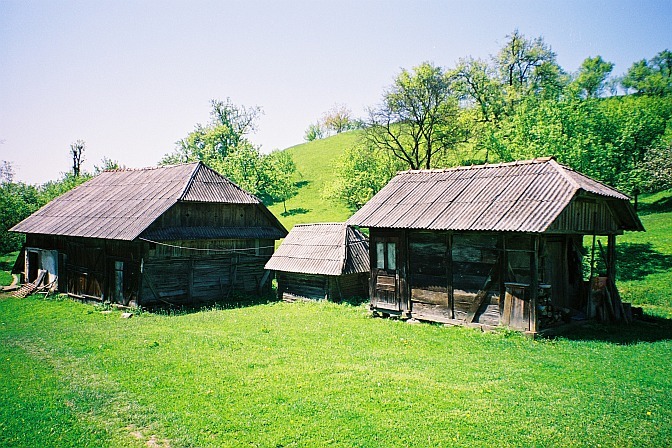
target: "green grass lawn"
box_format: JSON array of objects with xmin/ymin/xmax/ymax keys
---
[
  {"xmin": 267, "ymin": 132, "xmax": 359, "ymax": 230},
  {"xmin": 1, "ymin": 297, "xmax": 670, "ymax": 447}
]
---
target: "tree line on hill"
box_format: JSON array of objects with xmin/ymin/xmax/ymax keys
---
[
  {"xmin": 326, "ymin": 30, "xmax": 672, "ymax": 210},
  {"xmin": 0, "ymin": 141, "xmax": 123, "ymax": 253}
]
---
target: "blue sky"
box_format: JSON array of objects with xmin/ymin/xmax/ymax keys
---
[{"xmin": 1, "ymin": 0, "xmax": 671, "ymax": 184}]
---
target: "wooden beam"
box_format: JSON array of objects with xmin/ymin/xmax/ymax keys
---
[
  {"xmin": 464, "ymin": 259, "xmax": 499, "ymax": 324},
  {"xmin": 446, "ymin": 232, "xmax": 454, "ymax": 319},
  {"xmin": 529, "ymin": 236, "xmax": 539, "ymax": 334}
]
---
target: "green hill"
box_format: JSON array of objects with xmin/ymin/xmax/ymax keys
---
[{"xmin": 267, "ymin": 131, "xmax": 361, "ymax": 229}]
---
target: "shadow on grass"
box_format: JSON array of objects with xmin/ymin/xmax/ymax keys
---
[
  {"xmin": 338, "ymin": 295, "xmax": 369, "ymax": 307},
  {"xmin": 542, "ymin": 315, "xmax": 672, "ymax": 344},
  {"xmin": 616, "ymin": 243, "xmax": 672, "ymax": 281},
  {"xmin": 636, "ymin": 195, "xmax": 672, "ymax": 215},
  {"xmin": 144, "ymin": 292, "xmax": 281, "ymax": 316},
  {"xmin": 281, "ymin": 207, "xmax": 310, "ymax": 217}
]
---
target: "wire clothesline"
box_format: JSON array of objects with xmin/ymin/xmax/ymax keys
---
[
  {"xmin": 139, "ymin": 234, "xmax": 369, "ymax": 254},
  {"xmin": 138, "ymin": 237, "xmax": 276, "ymax": 254}
]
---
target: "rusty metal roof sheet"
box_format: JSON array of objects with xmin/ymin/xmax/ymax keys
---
[
  {"xmin": 264, "ymin": 223, "xmax": 369, "ymax": 276},
  {"xmin": 11, "ymin": 162, "xmax": 282, "ymax": 241},
  {"xmin": 348, "ymin": 157, "xmax": 643, "ymax": 233}
]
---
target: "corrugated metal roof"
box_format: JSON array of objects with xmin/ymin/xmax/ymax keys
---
[
  {"xmin": 264, "ymin": 223, "xmax": 369, "ymax": 276},
  {"xmin": 11, "ymin": 162, "xmax": 283, "ymax": 241},
  {"xmin": 347, "ymin": 157, "xmax": 644, "ymax": 233}
]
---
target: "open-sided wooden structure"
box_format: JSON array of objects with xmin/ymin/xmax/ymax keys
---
[
  {"xmin": 10, "ymin": 162, "xmax": 287, "ymax": 307},
  {"xmin": 347, "ymin": 158, "xmax": 644, "ymax": 333},
  {"xmin": 264, "ymin": 223, "xmax": 369, "ymax": 301}
]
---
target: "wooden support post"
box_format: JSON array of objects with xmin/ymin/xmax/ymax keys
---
[
  {"xmin": 529, "ymin": 235, "xmax": 539, "ymax": 334},
  {"xmin": 607, "ymin": 234, "xmax": 616, "ymax": 284},
  {"xmin": 499, "ymin": 235, "xmax": 507, "ymax": 318},
  {"xmin": 447, "ymin": 232, "xmax": 454, "ymax": 319}
]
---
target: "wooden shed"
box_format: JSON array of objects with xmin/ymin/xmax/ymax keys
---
[
  {"xmin": 10, "ymin": 162, "xmax": 287, "ymax": 307},
  {"xmin": 264, "ymin": 223, "xmax": 369, "ymax": 301},
  {"xmin": 347, "ymin": 157, "xmax": 644, "ymax": 333}
]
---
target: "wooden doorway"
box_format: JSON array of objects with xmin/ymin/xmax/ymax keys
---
[{"xmin": 372, "ymin": 237, "xmax": 401, "ymax": 312}]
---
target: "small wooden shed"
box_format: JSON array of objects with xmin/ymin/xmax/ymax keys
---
[
  {"xmin": 264, "ymin": 223, "xmax": 369, "ymax": 301},
  {"xmin": 10, "ymin": 162, "xmax": 287, "ymax": 307},
  {"xmin": 347, "ymin": 157, "xmax": 644, "ymax": 333}
]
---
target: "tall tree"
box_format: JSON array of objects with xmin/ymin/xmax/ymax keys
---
[
  {"xmin": 162, "ymin": 98, "xmax": 263, "ymax": 165},
  {"xmin": 495, "ymin": 29, "xmax": 560, "ymax": 106},
  {"xmin": 451, "ymin": 57, "xmax": 505, "ymax": 124},
  {"xmin": 70, "ymin": 140, "xmax": 86, "ymax": 177},
  {"xmin": 621, "ymin": 49, "xmax": 672, "ymax": 96},
  {"xmin": 365, "ymin": 62, "xmax": 463, "ymax": 170},
  {"xmin": 574, "ymin": 56, "xmax": 615, "ymax": 98},
  {"xmin": 161, "ymin": 98, "xmax": 297, "ymax": 205},
  {"xmin": 263, "ymin": 150, "xmax": 298, "ymax": 213}
]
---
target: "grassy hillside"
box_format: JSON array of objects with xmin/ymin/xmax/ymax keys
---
[{"xmin": 267, "ymin": 132, "xmax": 360, "ymax": 230}]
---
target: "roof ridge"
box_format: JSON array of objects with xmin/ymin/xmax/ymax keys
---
[
  {"xmin": 294, "ymin": 222, "xmax": 346, "ymax": 227},
  {"xmin": 177, "ymin": 161, "xmax": 202, "ymax": 201},
  {"xmin": 547, "ymin": 158, "xmax": 581, "ymax": 191},
  {"xmin": 398, "ymin": 157, "xmax": 555, "ymax": 175},
  {"xmin": 104, "ymin": 162, "xmax": 199, "ymax": 174}
]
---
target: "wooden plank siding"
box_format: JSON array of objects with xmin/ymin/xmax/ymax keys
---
[
  {"xmin": 141, "ymin": 238, "xmax": 275, "ymax": 306},
  {"xmin": 369, "ymin": 228, "xmax": 588, "ymax": 330},
  {"xmin": 278, "ymin": 272, "xmax": 368, "ymax": 302},
  {"xmin": 547, "ymin": 197, "xmax": 622, "ymax": 235},
  {"xmin": 149, "ymin": 202, "xmax": 272, "ymax": 229}
]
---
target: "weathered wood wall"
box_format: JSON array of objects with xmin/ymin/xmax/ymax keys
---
[
  {"xmin": 278, "ymin": 272, "xmax": 327, "ymax": 300},
  {"xmin": 370, "ymin": 229, "xmax": 588, "ymax": 329},
  {"xmin": 24, "ymin": 234, "xmax": 141, "ymax": 303},
  {"xmin": 141, "ymin": 238, "xmax": 275, "ymax": 306},
  {"xmin": 548, "ymin": 197, "xmax": 621, "ymax": 234},
  {"xmin": 149, "ymin": 202, "xmax": 276, "ymax": 229},
  {"xmin": 278, "ymin": 272, "xmax": 368, "ymax": 301}
]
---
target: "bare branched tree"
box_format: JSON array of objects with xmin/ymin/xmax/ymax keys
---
[{"xmin": 70, "ymin": 140, "xmax": 86, "ymax": 177}]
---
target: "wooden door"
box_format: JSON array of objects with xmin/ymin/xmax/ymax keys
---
[{"xmin": 372, "ymin": 237, "xmax": 401, "ymax": 311}]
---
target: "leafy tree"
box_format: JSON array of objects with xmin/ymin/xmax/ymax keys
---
[
  {"xmin": 451, "ymin": 57, "xmax": 506, "ymax": 124},
  {"xmin": 621, "ymin": 50, "xmax": 672, "ymax": 96},
  {"xmin": 0, "ymin": 162, "xmax": 39, "ymax": 253},
  {"xmin": 94, "ymin": 156, "xmax": 123, "ymax": 174},
  {"xmin": 304, "ymin": 122, "xmax": 327, "ymax": 142},
  {"xmin": 322, "ymin": 104, "xmax": 357, "ymax": 134},
  {"xmin": 495, "ymin": 29, "xmax": 560, "ymax": 106},
  {"xmin": 263, "ymin": 150, "xmax": 298, "ymax": 213},
  {"xmin": 70, "ymin": 140, "xmax": 86, "ymax": 177},
  {"xmin": 161, "ymin": 98, "xmax": 263, "ymax": 165},
  {"xmin": 573, "ymin": 56, "xmax": 615, "ymax": 98},
  {"xmin": 162, "ymin": 99, "xmax": 298, "ymax": 205},
  {"xmin": 365, "ymin": 62, "xmax": 464, "ymax": 170},
  {"xmin": 325, "ymin": 142, "xmax": 405, "ymax": 210},
  {"xmin": 38, "ymin": 172, "xmax": 91, "ymax": 205}
]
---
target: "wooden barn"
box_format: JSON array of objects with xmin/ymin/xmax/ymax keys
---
[
  {"xmin": 10, "ymin": 162, "xmax": 287, "ymax": 307},
  {"xmin": 347, "ymin": 157, "xmax": 644, "ymax": 333},
  {"xmin": 264, "ymin": 223, "xmax": 369, "ymax": 301}
]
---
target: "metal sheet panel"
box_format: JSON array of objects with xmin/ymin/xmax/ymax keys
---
[{"xmin": 348, "ymin": 158, "xmax": 643, "ymax": 233}]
